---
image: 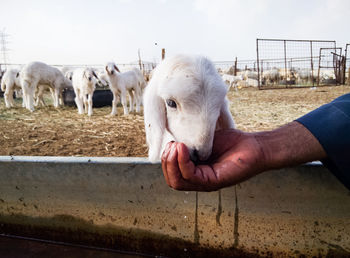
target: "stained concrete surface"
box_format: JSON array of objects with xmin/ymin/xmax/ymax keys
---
[{"xmin": 0, "ymin": 156, "xmax": 349, "ymax": 257}]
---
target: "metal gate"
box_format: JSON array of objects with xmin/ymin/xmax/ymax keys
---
[
  {"xmin": 256, "ymin": 39, "xmax": 337, "ymax": 89},
  {"xmin": 317, "ymin": 47, "xmax": 342, "ymax": 86}
]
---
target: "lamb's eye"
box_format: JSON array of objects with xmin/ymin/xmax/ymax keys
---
[{"xmin": 166, "ymin": 99, "xmax": 177, "ymax": 109}]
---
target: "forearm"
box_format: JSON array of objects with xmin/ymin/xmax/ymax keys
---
[{"xmin": 254, "ymin": 121, "xmax": 327, "ymax": 170}]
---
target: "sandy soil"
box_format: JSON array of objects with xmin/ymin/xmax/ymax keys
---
[{"xmin": 0, "ymin": 85, "xmax": 349, "ymax": 157}]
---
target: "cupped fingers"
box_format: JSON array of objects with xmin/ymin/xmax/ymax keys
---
[{"xmin": 161, "ymin": 141, "xmax": 173, "ymax": 187}]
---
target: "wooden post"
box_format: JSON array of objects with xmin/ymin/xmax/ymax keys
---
[
  {"xmin": 161, "ymin": 48, "xmax": 165, "ymax": 60},
  {"xmin": 138, "ymin": 49, "xmax": 142, "ymax": 71},
  {"xmin": 234, "ymin": 57, "xmax": 237, "ymax": 76}
]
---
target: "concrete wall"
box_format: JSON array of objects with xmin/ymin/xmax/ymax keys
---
[{"xmin": 0, "ymin": 156, "xmax": 349, "ymax": 257}]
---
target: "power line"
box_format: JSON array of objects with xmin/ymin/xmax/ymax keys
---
[{"xmin": 0, "ymin": 28, "xmax": 10, "ymax": 69}]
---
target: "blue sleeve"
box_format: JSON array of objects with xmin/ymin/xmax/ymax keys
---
[{"xmin": 296, "ymin": 93, "xmax": 350, "ymax": 190}]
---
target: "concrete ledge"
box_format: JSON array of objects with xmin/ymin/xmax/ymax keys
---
[{"xmin": 0, "ymin": 156, "xmax": 349, "ymax": 257}]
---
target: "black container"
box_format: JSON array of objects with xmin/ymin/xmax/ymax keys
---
[{"xmin": 62, "ymin": 89, "xmax": 113, "ymax": 108}]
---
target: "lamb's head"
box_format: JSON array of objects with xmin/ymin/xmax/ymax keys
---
[
  {"xmin": 82, "ymin": 68, "xmax": 100, "ymax": 88},
  {"xmin": 144, "ymin": 55, "xmax": 235, "ymax": 163},
  {"xmin": 61, "ymin": 75, "xmax": 73, "ymax": 90},
  {"xmin": 105, "ymin": 62, "xmax": 120, "ymax": 76}
]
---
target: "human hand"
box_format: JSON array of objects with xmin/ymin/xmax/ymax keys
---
[{"xmin": 161, "ymin": 129, "xmax": 266, "ymax": 191}]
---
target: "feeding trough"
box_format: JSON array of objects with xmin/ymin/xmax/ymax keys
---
[
  {"xmin": 0, "ymin": 157, "xmax": 349, "ymax": 257},
  {"xmin": 62, "ymin": 88, "xmax": 113, "ymax": 108}
]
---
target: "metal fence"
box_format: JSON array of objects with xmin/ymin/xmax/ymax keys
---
[
  {"xmin": 345, "ymin": 44, "xmax": 350, "ymax": 85},
  {"xmin": 214, "ymin": 59, "xmax": 257, "ymax": 75},
  {"xmin": 256, "ymin": 39, "xmax": 338, "ymax": 89}
]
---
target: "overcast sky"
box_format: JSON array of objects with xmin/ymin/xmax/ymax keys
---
[{"xmin": 0, "ymin": 0, "xmax": 349, "ymax": 65}]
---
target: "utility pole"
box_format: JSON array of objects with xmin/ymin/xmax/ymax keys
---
[{"xmin": 0, "ymin": 28, "xmax": 10, "ymax": 69}]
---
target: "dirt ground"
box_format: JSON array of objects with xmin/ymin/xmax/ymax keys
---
[{"xmin": 0, "ymin": 85, "xmax": 349, "ymax": 157}]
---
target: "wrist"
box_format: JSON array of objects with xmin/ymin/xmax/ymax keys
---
[{"xmin": 253, "ymin": 121, "xmax": 327, "ymax": 171}]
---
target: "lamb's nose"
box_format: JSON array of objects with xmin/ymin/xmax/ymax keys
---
[{"xmin": 190, "ymin": 149, "xmax": 199, "ymax": 163}]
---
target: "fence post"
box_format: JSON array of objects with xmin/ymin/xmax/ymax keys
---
[
  {"xmin": 284, "ymin": 40, "xmax": 287, "ymax": 88},
  {"xmin": 138, "ymin": 49, "xmax": 143, "ymax": 76},
  {"xmin": 317, "ymin": 49, "xmax": 322, "ymax": 87},
  {"xmin": 234, "ymin": 57, "xmax": 237, "ymax": 76},
  {"xmin": 256, "ymin": 39, "xmax": 261, "ymax": 89},
  {"xmin": 161, "ymin": 48, "xmax": 165, "ymax": 60},
  {"xmin": 310, "ymin": 41, "xmax": 314, "ymax": 87}
]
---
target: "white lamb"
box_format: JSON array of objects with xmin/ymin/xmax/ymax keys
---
[
  {"xmin": 72, "ymin": 67, "xmax": 99, "ymax": 116},
  {"xmin": 143, "ymin": 54, "xmax": 235, "ymax": 163},
  {"xmin": 105, "ymin": 63, "xmax": 144, "ymax": 115},
  {"xmin": 221, "ymin": 73, "xmax": 243, "ymax": 90},
  {"xmin": 1, "ymin": 68, "xmax": 22, "ymax": 108},
  {"xmin": 20, "ymin": 61, "xmax": 72, "ymax": 112}
]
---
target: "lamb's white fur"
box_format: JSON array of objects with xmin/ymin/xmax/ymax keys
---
[
  {"xmin": 105, "ymin": 63, "xmax": 144, "ymax": 115},
  {"xmin": 20, "ymin": 61, "xmax": 72, "ymax": 112},
  {"xmin": 72, "ymin": 67, "xmax": 99, "ymax": 116},
  {"xmin": 143, "ymin": 55, "xmax": 235, "ymax": 163},
  {"xmin": 1, "ymin": 68, "xmax": 22, "ymax": 108}
]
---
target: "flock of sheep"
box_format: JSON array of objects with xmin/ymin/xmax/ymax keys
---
[
  {"xmin": 220, "ymin": 66, "xmax": 337, "ymax": 89},
  {"xmin": 0, "ymin": 61, "xmax": 146, "ymax": 116},
  {"xmin": 0, "ymin": 58, "xmax": 339, "ymax": 120}
]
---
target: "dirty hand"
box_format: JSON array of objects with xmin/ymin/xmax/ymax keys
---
[{"xmin": 161, "ymin": 129, "xmax": 266, "ymax": 191}]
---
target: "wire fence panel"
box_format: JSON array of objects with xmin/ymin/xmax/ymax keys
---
[
  {"xmin": 257, "ymin": 39, "xmax": 337, "ymax": 89},
  {"xmin": 345, "ymin": 44, "xmax": 350, "ymax": 85},
  {"xmin": 317, "ymin": 47, "xmax": 343, "ymax": 86}
]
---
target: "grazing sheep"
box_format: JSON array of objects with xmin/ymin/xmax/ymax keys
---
[
  {"xmin": 20, "ymin": 61, "xmax": 72, "ymax": 112},
  {"xmin": 143, "ymin": 54, "xmax": 235, "ymax": 163},
  {"xmin": 1, "ymin": 68, "xmax": 24, "ymax": 108},
  {"xmin": 105, "ymin": 63, "xmax": 144, "ymax": 115},
  {"xmin": 71, "ymin": 67, "xmax": 99, "ymax": 116}
]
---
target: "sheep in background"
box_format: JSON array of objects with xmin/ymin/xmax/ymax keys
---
[
  {"xmin": 143, "ymin": 54, "xmax": 235, "ymax": 163},
  {"xmin": 72, "ymin": 67, "xmax": 99, "ymax": 116},
  {"xmin": 1, "ymin": 68, "xmax": 22, "ymax": 108},
  {"xmin": 20, "ymin": 61, "xmax": 72, "ymax": 112},
  {"xmin": 243, "ymin": 70, "xmax": 258, "ymax": 80},
  {"xmin": 294, "ymin": 68, "xmax": 312, "ymax": 85},
  {"xmin": 236, "ymin": 78, "xmax": 259, "ymax": 88},
  {"xmin": 95, "ymin": 69, "xmax": 110, "ymax": 88},
  {"xmin": 263, "ymin": 68, "xmax": 280, "ymax": 85},
  {"xmin": 105, "ymin": 62, "xmax": 144, "ymax": 115},
  {"xmin": 221, "ymin": 73, "xmax": 243, "ymax": 90}
]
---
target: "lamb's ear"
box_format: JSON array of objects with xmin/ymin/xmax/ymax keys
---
[
  {"xmin": 113, "ymin": 64, "xmax": 120, "ymax": 73},
  {"xmin": 92, "ymin": 70, "xmax": 99, "ymax": 80},
  {"xmin": 105, "ymin": 66, "xmax": 109, "ymax": 75},
  {"xmin": 143, "ymin": 80, "xmax": 166, "ymax": 163},
  {"xmin": 216, "ymin": 98, "xmax": 235, "ymax": 130}
]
